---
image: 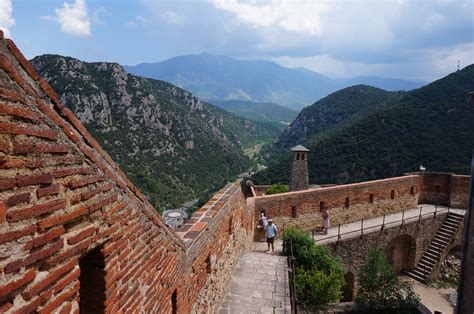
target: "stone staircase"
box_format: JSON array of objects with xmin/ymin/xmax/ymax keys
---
[{"xmin": 407, "ymin": 212, "xmax": 465, "ymax": 284}]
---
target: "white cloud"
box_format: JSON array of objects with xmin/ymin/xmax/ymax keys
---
[
  {"xmin": 160, "ymin": 11, "xmax": 184, "ymax": 26},
  {"xmin": 212, "ymin": 0, "xmax": 332, "ymax": 35},
  {"xmin": 124, "ymin": 16, "xmax": 151, "ymax": 28},
  {"xmin": 55, "ymin": 0, "xmax": 91, "ymax": 36},
  {"xmin": 0, "ymin": 0, "xmax": 15, "ymax": 38}
]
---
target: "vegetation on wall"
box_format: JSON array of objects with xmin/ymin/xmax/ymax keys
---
[
  {"xmin": 265, "ymin": 184, "xmax": 289, "ymax": 195},
  {"xmin": 356, "ymin": 246, "xmax": 420, "ymax": 312},
  {"xmin": 282, "ymin": 228, "xmax": 346, "ymax": 308}
]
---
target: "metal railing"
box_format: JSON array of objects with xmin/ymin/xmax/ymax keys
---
[
  {"xmin": 284, "ymin": 237, "xmax": 298, "ymax": 314},
  {"xmin": 312, "ymin": 205, "xmax": 451, "ymax": 244}
]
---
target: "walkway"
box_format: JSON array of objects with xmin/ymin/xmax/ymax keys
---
[
  {"xmin": 218, "ymin": 240, "xmax": 291, "ymax": 314},
  {"xmin": 313, "ymin": 204, "xmax": 465, "ymax": 245}
]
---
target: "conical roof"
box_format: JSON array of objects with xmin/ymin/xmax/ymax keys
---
[{"xmin": 290, "ymin": 145, "xmax": 310, "ymax": 152}]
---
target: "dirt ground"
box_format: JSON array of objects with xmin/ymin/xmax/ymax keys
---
[{"xmin": 402, "ymin": 276, "xmax": 455, "ymax": 314}]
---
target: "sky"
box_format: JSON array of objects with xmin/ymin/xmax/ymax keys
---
[{"xmin": 0, "ymin": 0, "xmax": 473, "ymax": 82}]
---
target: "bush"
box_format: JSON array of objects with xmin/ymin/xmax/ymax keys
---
[
  {"xmin": 356, "ymin": 246, "xmax": 420, "ymax": 312},
  {"xmin": 265, "ymin": 184, "xmax": 289, "ymax": 195},
  {"xmin": 283, "ymin": 227, "xmax": 346, "ymax": 307}
]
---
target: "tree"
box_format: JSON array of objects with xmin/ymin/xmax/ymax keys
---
[{"xmin": 356, "ymin": 246, "xmax": 420, "ymax": 312}]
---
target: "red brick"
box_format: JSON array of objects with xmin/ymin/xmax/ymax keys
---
[
  {"xmin": 24, "ymin": 226, "xmax": 65, "ymax": 250},
  {"xmin": 38, "ymin": 206, "xmax": 87, "ymax": 230},
  {"xmin": 6, "ymin": 39, "xmax": 40, "ymax": 81},
  {"xmin": 22, "ymin": 238, "xmax": 64, "ymax": 267},
  {"xmin": 0, "ymin": 178, "xmax": 16, "ymax": 191},
  {"xmin": 21, "ymin": 259, "xmax": 76, "ymax": 300},
  {"xmin": 14, "ymin": 142, "xmax": 70, "ymax": 154},
  {"xmin": 6, "ymin": 192, "xmax": 31, "ymax": 207},
  {"xmin": 38, "ymin": 282, "xmax": 79, "ymax": 314},
  {"xmin": 0, "ymin": 103, "xmax": 40, "ymax": 122},
  {"xmin": 0, "ymin": 268, "xmax": 36, "ymax": 299},
  {"xmin": 7, "ymin": 198, "xmax": 66, "ymax": 222},
  {"xmin": 36, "ymin": 99, "xmax": 80, "ymax": 143},
  {"xmin": 0, "ymin": 87, "xmax": 22, "ymax": 103},
  {"xmin": 81, "ymin": 182, "xmax": 114, "ymax": 201},
  {"xmin": 88, "ymin": 193, "xmax": 118, "ymax": 213},
  {"xmin": 39, "ymin": 78, "xmax": 63, "ymax": 110},
  {"xmin": 17, "ymin": 173, "xmax": 53, "ymax": 187},
  {"xmin": 59, "ymin": 302, "xmax": 72, "ymax": 314},
  {"xmin": 0, "ymin": 224, "xmax": 37, "ymax": 245},
  {"xmin": 37, "ymin": 184, "xmax": 60, "ymax": 198},
  {"xmin": 0, "ymin": 122, "xmax": 57, "ymax": 140},
  {"xmin": 12, "ymin": 297, "xmax": 42, "ymax": 314},
  {"xmin": 0, "ymin": 55, "xmax": 34, "ymax": 95},
  {"xmin": 0, "ymin": 158, "xmax": 25, "ymax": 169},
  {"xmin": 68, "ymin": 174, "xmax": 103, "ymax": 189},
  {"xmin": 0, "ymin": 201, "xmax": 5, "ymax": 223},
  {"xmin": 51, "ymin": 267, "xmax": 80, "ymax": 294},
  {"xmin": 4, "ymin": 260, "xmax": 23, "ymax": 274},
  {"xmin": 67, "ymin": 227, "xmax": 97, "ymax": 245},
  {"xmin": 41, "ymin": 238, "xmax": 91, "ymax": 270},
  {"xmin": 53, "ymin": 166, "xmax": 92, "ymax": 178},
  {"xmin": 0, "ymin": 300, "xmax": 13, "ymax": 313}
]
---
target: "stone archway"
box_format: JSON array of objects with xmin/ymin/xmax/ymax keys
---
[{"xmin": 385, "ymin": 234, "xmax": 417, "ymax": 273}]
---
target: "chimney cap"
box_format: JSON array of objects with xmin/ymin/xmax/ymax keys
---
[{"xmin": 290, "ymin": 145, "xmax": 310, "ymax": 152}]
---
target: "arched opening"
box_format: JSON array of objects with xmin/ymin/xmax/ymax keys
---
[
  {"xmin": 341, "ymin": 271, "xmax": 355, "ymax": 302},
  {"xmin": 385, "ymin": 235, "xmax": 416, "ymax": 273},
  {"xmin": 79, "ymin": 246, "xmax": 105, "ymax": 313}
]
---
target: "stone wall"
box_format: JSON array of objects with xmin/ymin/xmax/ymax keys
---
[
  {"xmin": 450, "ymin": 174, "xmax": 470, "ymax": 209},
  {"xmin": 254, "ymin": 175, "xmax": 420, "ymax": 238},
  {"xmin": 0, "ymin": 34, "xmax": 254, "ymax": 313},
  {"xmin": 418, "ymin": 172, "xmax": 470, "ymax": 209}
]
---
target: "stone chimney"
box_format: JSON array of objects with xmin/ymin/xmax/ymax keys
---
[{"xmin": 289, "ymin": 145, "xmax": 309, "ymax": 191}]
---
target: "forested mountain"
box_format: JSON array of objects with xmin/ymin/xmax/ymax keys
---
[
  {"xmin": 125, "ymin": 52, "xmax": 423, "ymax": 110},
  {"xmin": 253, "ymin": 66, "xmax": 474, "ymax": 185},
  {"xmin": 31, "ymin": 54, "xmax": 279, "ymax": 209},
  {"xmin": 210, "ymin": 99, "xmax": 298, "ymax": 133}
]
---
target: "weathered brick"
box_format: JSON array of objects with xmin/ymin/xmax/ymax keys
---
[
  {"xmin": 68, "ymin": 174, "xmax": 103, "ymax": 189},
  {"xmin": 41, "ymin": 238, "xmax": 91, "ymax": 270},
  {"xmin": 0, "ymin": 268, "xmax": 36, "ymax": 299},
  {"xmin": 53, "ymin": 166, "xmax": 92, "ymax": 178},
  {"xmin": 39, "ymin": 78, "xmax": 63, "ymax": 110},
  {"xmin": 67, "ymin": 227, "xmax": 97, "ymax": 245},
  {"xmin": 0, "ymin": 122, "xmax": 57, "ymax": 140},
  {"xmin": 0, "ymin": 86, "xmax": 22, "ymax": 103},
  {"xmin": 12, "ymin": 297, "xmax": 42, "ymax": 314},
  {"xmin": 51, "ymin": 267, "xmax": 80, "ymax": 294},
  {"xmin": 17, "ymin": 173, "xmax": 53, "ymax": 187},
  {"xmin": 38, "ymin": 282, "xmax": 79, "ymax": 314},
  {"xmin": 59, "ymin": 302, "xmax": 72, "ymax": 314},
  {"xmin": 38, "ymin": 206, "xmax": 87, "ymax": 230},
  {"xmin": 0, "ymin": 178, "xmax": 16, "ymax": 191},
  {"xmin": 0, "ymin": 201, "xmax": 5, "ymax": 223},
  {"xmin": 22, "ymin": 238, "xmax": 64, "ymax": 267},
  {"xmin": 0, "ymin": 225, "xmax": 37, "ymax": 247},
  {"xmin": 0, "ymin": 158, "xmax": 25, "ymax": 169},
  {"xmin": 24, "ymin": 226, "xmax": 65, "ymax": 250},
  {"xmin": 6, "ymin": 39, "xmax": 40, "ymax": 81},
  {"xmin": 6, "ymin": 192, "xmax": 31, "ymax": 207},
  {"xmin": 0, "ymin": 103, "xmax": 40, "ymax": 122},
  {"xmin": 88, "ymin": 193, "xmax": 118, "ymax": 213},
  {"xmin": 0, "ymin": 55, "xmax": 34, "ymax": 95},
  {"xmin": 14, "ymin": 142, "xmax": 70, "ymax": 154},
  {"xmin": 81, "ymin": 182, "xmax": 114, "ymax": 201},
  {"xmin": 4, "ymin": 260, "xmax": 23, "ymax": 274},
  {"xmin": 7, "ymin": 198, "xmax": 66, "ymax": 222},
  {"xmin": 37, "ymin": 184, "xmax": 60, "ymax": 198},
  {"xmin": 36, "ymin": 99, "xmax": 80, "ymax": 143},
  {"xmin": 22, "ymin": 259, "xmax": 76, "ymax": 300}
]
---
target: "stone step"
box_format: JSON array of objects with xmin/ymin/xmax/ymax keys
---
[
  {"xmin": 434, "ymin": 233, "xmax": 451, "ymax": 242},
  {"xmin": 418, "ymin": 260, "xmax": 434, "ymax": 271},
  {"xmin": 407, "ymin": 270, "xmax": 427, "ymax": 283},
  {"xmin": 437, "ymin": 229, "xmax": 454, "ymax": 238},
  {"xmin": 432, "ymin": 238, "xmax": 449, "ymax": 247},
  {"xmin": 446, "ymin": 216, "xmax": 463, "ymax": 223},
  {"xmin": 421, "ymin": 254, "xmax": 437, "ymax": 264},
  {"xmin": 448, "ymin": 212, "xmax": 465, "ymax": 219},
  {"xmin": 443, "ymin": 221, "xmax": 459, "ymax": 229}
]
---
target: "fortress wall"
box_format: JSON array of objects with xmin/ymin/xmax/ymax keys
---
[
  {"xmin": 254, "ymin": 175, "xmax": 420, "ymax": 236},
  {"xmin": 419, "ymin": 172, "xmax": 452, "ymax": 205},
  {"xmin": 449, "ymin": 174, "xmax": 470, "ymax": 209},
  {"xmin": 0, "ymin": 34, "xmax": 253, "ymax": 313}
]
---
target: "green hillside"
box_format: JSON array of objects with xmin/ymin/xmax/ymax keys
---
[{"xmin": 253, "ymin": 66, "xmax": 474, "ymax": 185}]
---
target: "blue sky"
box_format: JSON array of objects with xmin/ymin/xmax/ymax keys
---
[{"xmin": 1, "ymin": 0, "xmax": 473, "ymax": 81}]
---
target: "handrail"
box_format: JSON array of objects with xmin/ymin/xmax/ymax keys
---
[
  {"xmin": 284, "ymin": 237, "xmax": 298, "ymax": 314},
  {"xmin": 314, "ymin": 205, "xmax": 452, "ymax": 243}
]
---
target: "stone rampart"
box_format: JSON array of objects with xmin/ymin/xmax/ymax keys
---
[
  {"xmin": 0, "ymin": 34, "xmax": 253, "ymax": 313},
  {"xmin": 254, "ymin": 175, "xmax": 420, "ymax": 238}
]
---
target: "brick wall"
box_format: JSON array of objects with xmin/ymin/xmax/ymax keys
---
[
  {"xmin": 254, "ymin": 175, "xmax": 420, "ymax": 237},
  {"xmin": 418, "ymin": 172, "xmax": 471, "ymax": 209},
  {"xmin": 0, "ymin": 33, "xmax": 253, "ymax": 313}
]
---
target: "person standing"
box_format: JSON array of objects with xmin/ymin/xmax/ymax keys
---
[
  {"xmin": 259, "ymin": 211, "xmax": 268, "ymax": 242},
  {"xmin": 322, "ymin": 208, "xmax": 330, "ymax": 235},
  {"xmin": 266, "ymin": 219, "xmax": 278, "ymax": 254}
]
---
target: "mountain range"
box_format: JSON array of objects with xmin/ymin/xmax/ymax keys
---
[
  {"xmin": 125, "ymin": 52, "xmax": 424, "ymax": 110},
  {"xmin": 253, "ymin": 65, "xmax": 474, "ymax": 185},
  {"xmin": 31, "ymin": 54, "xmax": 280, "ymax": 210}
]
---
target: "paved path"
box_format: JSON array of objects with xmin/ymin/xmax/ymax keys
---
[
  {"xmin": 218, "ymin": 240, "xmax": 291, "ymax": 314},
  {"xmin": 313, "ymin": 204, "xmax": 465, "ymax": 245}
]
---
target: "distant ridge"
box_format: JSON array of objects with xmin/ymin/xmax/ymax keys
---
[{"xmin": 125, "ymin": 52, "xmax": 424, "ymax": 110}]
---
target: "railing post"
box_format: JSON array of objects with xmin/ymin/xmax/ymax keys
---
[
  {"xmin": 337, "ymin": 224, "xmax": 341, "ymax": 242},
  {"xmin": 401, "ymin": 210, "xmax": 405, "ymax": 227},
  {"xmin": 381, "ymin": 214, "xmax": 386, "ymax": 231},
  {"xmin": 361, "ymin": 219, "xmax": 364, "ymax": 235},
  {"xmin": 418, "ymin": 205, "xmax": 422, "ymax": 222},
  {"xmin": 435, "ymin": 204, "xmax": 437, "ymax": 218}
]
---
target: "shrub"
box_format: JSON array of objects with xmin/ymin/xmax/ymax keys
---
[
  {"xmin": 265, "ymin": 184, "xmax": 289, "ymax": 195},
  {"xmin": 356, "ymin": 246, "xmax": 420, "ymax": 312},
  {"xmin": 283, "ymin": 227, "xmax": 346, "ymax": 307}
]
